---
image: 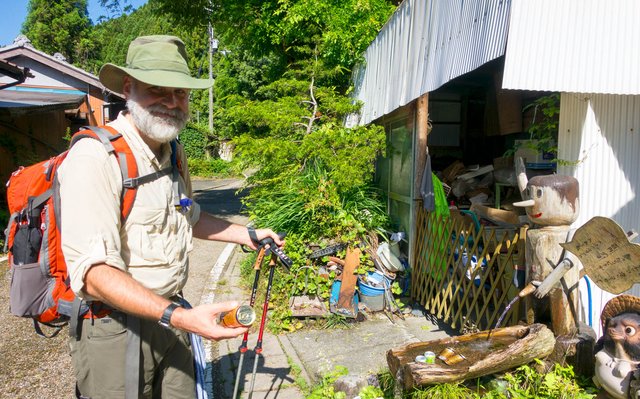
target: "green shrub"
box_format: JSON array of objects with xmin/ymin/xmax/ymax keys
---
[
  {"xmin": 245, "ymin": 161, "xmax": 389, "ymax": 243},
  {"xmin": 239, "ymin": 233, "xmax": 333, "ymax": 335},
  {"xmin": 374, "ymin": 361, "xmax": 597, "ymax": 398}
]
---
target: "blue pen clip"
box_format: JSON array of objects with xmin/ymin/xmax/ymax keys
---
[{"xmin": 176, "ymin": 197, "xmax": 193, "ymax": 213}]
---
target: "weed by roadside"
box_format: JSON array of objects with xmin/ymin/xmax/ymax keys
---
[
  {"xmin": 188, "ymin": 158, "xmax": 242, "ymax": 178},
  {"xmin": 304, "ymin": 361, "xmax": 598, "ymax": 399}
]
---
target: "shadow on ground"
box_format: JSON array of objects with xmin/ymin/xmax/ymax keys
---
[{"xmin": 193, "ymin": 187, "xmax": 249, "ymax": 217}]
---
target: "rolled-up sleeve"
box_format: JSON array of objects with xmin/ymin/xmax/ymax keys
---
[{"xmin": 58, "ymin": 139, "xmax": 126, "ymax": 299}]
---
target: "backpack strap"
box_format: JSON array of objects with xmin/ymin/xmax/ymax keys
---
[
  {"xmin": 71, "ymin": 126, "xmax": 183, "ymax": 222},
  {"xmin": 3, "ymin": 212, "xmax": 19, "ymax": 253},
  {"xmin": 71, "ymin": 126, "xmax": 139, "ymax": 222},
  {"xmin": 169, "ymin": 140, "xmax": 183, "ymax": 209}
]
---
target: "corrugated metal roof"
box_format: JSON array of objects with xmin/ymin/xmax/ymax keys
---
[
  {"xmin": 503, "ymin": 0, "xmax": 640, "ymax": 94},
  {"xmin": 0, "ymin": 90, "xmax": 85, "ymax": 115},
  {"xmin": 353, "ymin": 0, "xmax": 511, "ymax": 125}
]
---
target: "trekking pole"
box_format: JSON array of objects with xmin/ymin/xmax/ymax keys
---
[
  {"xmin": 232, "ymin": 246, "xmax": 267, "ymax": 399},
  {"xmin": 247, "ymin": 252, "xmax": 278, "ymax": 399},
  {"xmin": 233, "ymin": 233, "xmax": 291, "ymax": 399}
]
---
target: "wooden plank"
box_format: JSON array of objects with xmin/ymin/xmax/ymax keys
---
[
  {"xmin": 414, "ymin": 93, "xmax": 430, "ymax": 199},
  {"xmin": 336, "ymin": 247, "xmax": 361, "ymax": 312}
]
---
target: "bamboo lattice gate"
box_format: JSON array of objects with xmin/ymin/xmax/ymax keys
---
[{"xmin": 412, "ymin": 206, "xmax": 528, "ymax": 332}]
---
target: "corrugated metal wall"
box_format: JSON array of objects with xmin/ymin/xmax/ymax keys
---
[
  {"xmin": 558, "ymin": 93, "xmax": 640, "ymax": 337},
  {"xmin": 352, "ymin": 0, "xmax": 511, "ymax": 125},
  {"xmin": 504, "ymin": 0, "xmax": 640, "ymax": 95}
]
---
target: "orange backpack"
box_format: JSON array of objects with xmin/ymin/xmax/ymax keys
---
[{"xmin": 4, "ymin": 126, "xmax": 178, "ymax": 335}]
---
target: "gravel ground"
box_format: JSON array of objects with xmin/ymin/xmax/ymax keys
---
[{"xmin": 0, "ymin": 259, "xmax": 75, "ymax": 398}]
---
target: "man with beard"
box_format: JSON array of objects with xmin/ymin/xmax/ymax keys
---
[{"xmin": 57, "ymin": 35, "xmax": 282, "ymax": 398}]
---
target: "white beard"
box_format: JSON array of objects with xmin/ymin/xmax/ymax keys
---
[{"xmin": 127, "ymin": 99, "xmax": 188, "ymax": 143}]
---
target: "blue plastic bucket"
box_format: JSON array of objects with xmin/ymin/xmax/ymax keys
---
[
  {"xmin": 330, "ymin": 280, "xmax": 359, "ymax": 308},
  {"xmin": 358, "ymin": 271, "xmax": 391, "ymax": 297}
]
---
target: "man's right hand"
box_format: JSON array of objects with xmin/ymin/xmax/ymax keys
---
[{"xmin": 171, "ymin": 301, "xmax": 249, "ymax": 340}]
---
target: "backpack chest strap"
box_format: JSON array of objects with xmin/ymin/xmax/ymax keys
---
[{"xmin": 122, "ymin": 166, "xmax": 173, "ymax": 189}]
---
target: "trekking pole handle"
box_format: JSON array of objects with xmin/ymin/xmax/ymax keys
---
[
  {"xmin": 254, "ymin": 232, "xmax": 292, "ymax": 270},
  {"xmin": 257, "ymin": 232, "xmax": 287, "ymax": 247}
]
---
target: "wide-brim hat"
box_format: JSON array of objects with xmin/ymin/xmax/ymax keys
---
[
  {"xmin": 99, "ymin": 35, "xmax": 212, "ymax": 94},
  {"xmin": 600, "ymin": 294, "xmax": 640, "ymax": 330}
]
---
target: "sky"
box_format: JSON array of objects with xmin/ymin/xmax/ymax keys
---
[{"xmin": 0, "ymin": 0, "xmax": 148, "ymax": 47}]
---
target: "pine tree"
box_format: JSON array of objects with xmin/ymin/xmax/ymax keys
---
[{"xmin": 22, "ymin": 0, "xmax": 93, "ymax": 65}]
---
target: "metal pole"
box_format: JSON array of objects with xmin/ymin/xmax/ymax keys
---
[
  {"xmin": 232, "ymin": 248, "xmax": 266, "ymax": 399},
  {"xmin": 208, "ymin": 23, "xmax": 214, "ymax": 134},
  {"xmin": 248, "ymin": 254, "xmax": 277, "ymax": 398}
]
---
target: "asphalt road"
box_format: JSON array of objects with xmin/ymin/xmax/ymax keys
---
[{"xmin": 0, "ymin": 178, "xmax": 247, "ymax": 398}]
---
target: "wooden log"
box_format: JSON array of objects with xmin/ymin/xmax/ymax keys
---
[
  {"xmin": 336, "ymin": 247, "xmax": 360, "ymax": 313},
  {"xmin": 387, "ymin": 323, "xmax": 556, "ymax": 389},
  {"xmin": 526, "ymin": 227, "xmax": 579, "ymax": 336}
]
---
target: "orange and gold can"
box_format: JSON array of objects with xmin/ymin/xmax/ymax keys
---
[{"xmin": 219, "ymin": 305, "xmax": 256, "ymax": 328}]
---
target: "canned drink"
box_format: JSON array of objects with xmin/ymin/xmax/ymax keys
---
[
  {"xmin": 442, "ymin": 352, "xmax": 466, "ymax": 366},
  {"xmin": 437, "ymin": 347, "xmax": 456, "ymax": 362},
  {"xmin": 219, "ymin": 305, "xmax": 256, "ymax": 328},
  {"xmin": 424, "ymin": 351, "xmax": 436, "ymax": 364}
]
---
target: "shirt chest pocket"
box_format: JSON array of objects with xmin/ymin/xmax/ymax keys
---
[
  {"xmin": 123, "ymin": 208, "xmax": 172, "ymax": 266},
  {"xmin": 122, "ymin": 206, "xmax": 193, "ymax": 268}
]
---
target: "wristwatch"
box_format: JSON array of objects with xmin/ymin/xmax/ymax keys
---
[{"xmin": 158, "ymin": 302, "xmax": 181, "ymax": 328}]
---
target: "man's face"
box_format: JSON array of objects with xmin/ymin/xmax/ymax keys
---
[{"xmin": 123, "ymin": 77, "xmax": 190, "ymax": 143}]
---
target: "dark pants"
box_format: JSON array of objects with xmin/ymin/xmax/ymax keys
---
[{"xmin": 70, "ymin": 311, "xmax": 195, "ymax": 399}]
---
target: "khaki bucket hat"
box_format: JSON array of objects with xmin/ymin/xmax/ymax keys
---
[{"xmin": 99, "ymin": 35, "xmax": 212, "ymax": 94}]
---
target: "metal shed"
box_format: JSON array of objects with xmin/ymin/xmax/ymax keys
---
[{"xmin": 354, "ymin": 0, "xmax": 640, "ymax": 337}]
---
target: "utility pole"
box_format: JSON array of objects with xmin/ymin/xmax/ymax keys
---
[{"xmin": 208, "ymin": 23, "xmax": 218, "ymax": 134}]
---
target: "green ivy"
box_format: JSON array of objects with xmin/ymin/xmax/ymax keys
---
[
  {"xmin": 239, "ymin": 233, "xmax": 335, "ymax": 335},
  {"xmin": 358, "ymin": 385, "xmax": 385, "ymax": 399},
  {"xmin": 505, "ymin": 93, "xmax": 560, "ymax": 160},
  {"xmin": 305, "ymin": 366, "xmax": 349, "ymax": 399},
  {"xmin": 179, "ymin": 122, "xmax": 212, "ymax": 160}
]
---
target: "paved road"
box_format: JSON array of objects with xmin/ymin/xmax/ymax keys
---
[
  {"xmin": 183, "ymin": 178, "xmax": 250, "ymax": 304},
  {"xmin": 0, "ymin": 178, "xmax": 248, "ymax": 399}
]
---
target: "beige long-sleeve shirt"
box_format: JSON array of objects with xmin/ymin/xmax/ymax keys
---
[{"xmin": 58, "ymin": 112, "xmax": 200, "ymax": 300}]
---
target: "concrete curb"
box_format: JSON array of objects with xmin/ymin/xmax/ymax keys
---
[
  {"xmin": 198, "ymin": 242, "xmax": 238, "ymax": 398},
  {"xmin": 199, "ymin": 242, "xmax": 238, "ymax": 363},
  {"xmin": 277, "ymin": 333, "xmax": 313, "ymax": 387}
]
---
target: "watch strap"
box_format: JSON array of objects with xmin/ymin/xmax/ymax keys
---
[
  {"xmin": 247, "ymin": 226, "xmax": 259, "ymax": 245},
  {"xmin": 158, "ymin": 302, "xmax": 180, "ymax": 328}
]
